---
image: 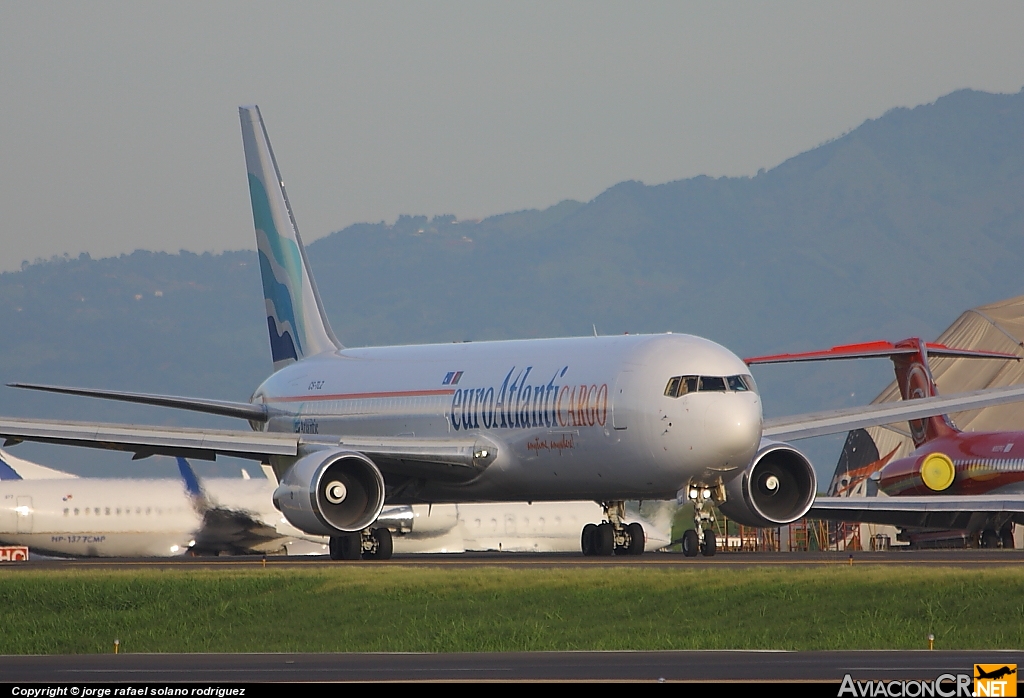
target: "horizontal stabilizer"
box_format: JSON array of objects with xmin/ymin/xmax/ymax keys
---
[
  {"xmin": 7, "ymin": 383, "xmax": 274, "ymax": 422},
  {"xmin": 745, "ymin": 340, "xmax": 1020, "ymax": 365},
  {"xmin": 763, "ymin": 383, "xmax": 1024, "ymax": 441}
]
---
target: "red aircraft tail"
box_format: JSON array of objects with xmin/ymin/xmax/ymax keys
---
[
  {"xmin": 887, "ymin": 338, "xmax": 957, "ymax": 446},
  {"xmin": 745, "ymin": 338, "xmax": 1019, "ymax": 448}
]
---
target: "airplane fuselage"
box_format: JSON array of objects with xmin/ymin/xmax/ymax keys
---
[
  {"xmin": 0, "ymin": 476, "xmax": 672, "ymax": 557},
  {"xmin": 880, "ymin": 432, "xmax": 1024, "ymax": 497},
  {"xmin": 0, "ymin": 477, "xmax": 317, "ymax": 557},
  {"xmin": 1, "ymin": 478, "xmax": 201, "ymax": 557},
  {"xmin": 252, "ymin": 333, "xmax": 763, "ymax": 503}
]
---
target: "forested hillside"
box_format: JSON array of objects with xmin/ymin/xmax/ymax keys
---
[{"xmin": 2, "ymin": 87, "xmax": 1022, "ymax": 477}]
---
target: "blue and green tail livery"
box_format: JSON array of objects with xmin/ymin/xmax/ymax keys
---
[{"xmin": 239, "ymin": 106, "xmax": 341, "ymax": 370}]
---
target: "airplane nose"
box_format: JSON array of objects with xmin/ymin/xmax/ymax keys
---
[{"xmin": 703, "ymin": 395, "xmax": 762, "ymax": 460}]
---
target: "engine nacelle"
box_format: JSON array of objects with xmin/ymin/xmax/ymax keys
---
[
  {"xmin": 877, "ymin": 451, "xmax": 955, "ymax": 496},
  {"xmin": 718, "ymin": 440, "xmax": 817, "ymax": 528},
  {"xmin": 272, "ymin": 449, "xmax": 386, "ymax": 535}
]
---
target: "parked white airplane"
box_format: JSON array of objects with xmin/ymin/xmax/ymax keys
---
[
  {"xmin": 5, "ymin": 106, "xmax": 1024, "ymax": 560},
  {"xmin": 0, "ymin": 450, "xmax": 671, "ymax": 557},
  {"xmin": 0, "ymin": 451, "xmax": 322, "ymax": 557}
]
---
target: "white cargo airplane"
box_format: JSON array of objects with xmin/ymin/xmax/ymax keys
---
[
  {"xmin": 5, "ymin": 106, "xmax": 1024, "ymax": 560},
  {"xmin": 0, "ymin": 450, "xmax": 670, "ymax": 557}
]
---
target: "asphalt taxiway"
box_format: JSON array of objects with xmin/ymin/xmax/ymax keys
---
[
  {"xmin": 4, "ymin": 549, "xmax": 1024, "ymax": 571},
  {"xmin": 1, "ymin": 650, "xmax": 1022, "ymax": 682}
]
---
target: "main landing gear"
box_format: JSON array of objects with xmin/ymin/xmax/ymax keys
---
[
  {"xmin": 580, "ymin": 501, "xmax": 645, "ymax": 556},
  {"xmin": 681, "ymin": 483, "xmax": 719, "ymax": 558},
  {"xmin": 979, "ymin": 525, "xmax": 1015, "ymax": 549},
  {"xmin": 329, "ymin": 527, "xmax": 394, "ymax": 560}
]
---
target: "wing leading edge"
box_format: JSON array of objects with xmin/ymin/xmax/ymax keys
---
[
  {"xmin": 762, "ymin": 384, "xmax": 1024, "ymax": 441},
  {"xmin": 0, "ymin": 416, "xmax": 492, "ymax": 483}
]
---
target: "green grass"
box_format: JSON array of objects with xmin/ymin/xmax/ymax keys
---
[{"xmin": 1, "ymin": 565, "xmax": 1022, "ymax": 654}]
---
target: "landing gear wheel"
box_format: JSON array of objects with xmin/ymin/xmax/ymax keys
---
[
  {"xmin": 682, "ymin": 529, "xmax": 699, "ymax": 558},
  {"xmin": 581, "ymin": 523, "xmax": 597, "ymax": 556},
  {"xmin": 364, "ymin": 528, "xmax": 393, "ymax": 560},
  {"xmin": 1002, "ymin": 526, "xmax": 1015, "ymax": 550},
  {"xmin": 594, "ymin": 522, "xmax": 615, "ymax": 556},
  {"xmin": 329, "ymin": 533, "xmax": 362, "ymax": 560},
  {"xmin": 701, "ymin": 529, "xmax": 716, "ymax": 557},
  {"xmin": 981, "ymin": 529, "xmax": 1000, "ymax": 549},
  {"xmin": 625, "ymin": 522, "xmax": 645, "ymax": 556}
]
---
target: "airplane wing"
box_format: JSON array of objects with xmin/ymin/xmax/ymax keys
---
[
  {"xmin": 7, "ymin": 382, "xmax": 275, "ymax": 422},
  {"xmin": 762, "ymin": 384, "xmax": 1024, "ymax": 441},
  {"xmin": 810, "ymin": 495, "xmax": 1024, "ymax": 529},
  {"xmin": 2, "ymin": 384, "xmax": 1023, "ymax": 471},
  {"xmin": 0, "ymin": 416, "xmax": 492, "ymax": 483}
]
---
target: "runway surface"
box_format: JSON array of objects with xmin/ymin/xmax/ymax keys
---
[
  {"xmin": 4, "ymin": 549, "xmax": 1024, "ymax": 570},
  {"xmin": 2, "ymin": 650, "xmax": 1022, "ymax": 682}
]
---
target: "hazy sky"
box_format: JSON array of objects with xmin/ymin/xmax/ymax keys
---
[{"xmin": 2, "ymin": 3, "xmax": 1024, "ymax": 272}]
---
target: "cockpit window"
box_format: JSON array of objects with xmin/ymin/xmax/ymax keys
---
[
  {"xmin": 727, "ymin": 375, "xmax": 751, "ymax": 391},
  {"xmin": 664, "ymin": 375, "xmax": 698, "ymax": 398},
  {"xmin": 698, "ymin": 376, "xmax": 726, "ymax": 392},
  {"xmin": 664, "ymin": 376, "xmax": 681, "ymax": 398},
  {"xmin": 664, "ymin": 374, "xmax": 756, "ymax": 397}
]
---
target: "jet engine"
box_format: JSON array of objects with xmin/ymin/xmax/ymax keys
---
[
  {"xmin": 272, "ymin": 449, "xmax": 386, "ymax": 535},
  {"xmin": 717, "ymin": 440, "xmax": 816, "ymax": 528},
  {"xmin": 877, "ymin": 451, "xmax": 955, "ymax": 495}
]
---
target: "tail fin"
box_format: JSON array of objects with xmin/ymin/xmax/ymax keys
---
[
  {"xmin": 176, "ymin": 457, "xmax": 213, "ymax": 515},
  {"xmin": 888, "ymin": 338, "xmax": 958, "ymax": 446},
  {"xmin": 0, "ymin": 448, "xmax": 77, "ymax": 480},
  {"xmin": 829, "ymin": 428, "xmax": 900, "ymax": 496},
  {"xmin": 0, "ymin": 454, "xmax": 21, "ymax": 481},
  {"xmin": 176, "ymin": 457, "xmax": 204, "ymax": 500},
  {"xmin": 239, "ymin": 106, "xmax": 341, "ymax": 371},
  {"xmin": 746, "ymin": 338, "xmax": 1020, "ymax": 448}
]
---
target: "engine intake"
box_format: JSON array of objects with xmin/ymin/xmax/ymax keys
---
[
  {"xmin": 718, "ymin": 440, "xmax": 816, "ymax": 527},
  {"xmin": 273, "ymin": 449, "xmax": 386, "ymax": 535}
]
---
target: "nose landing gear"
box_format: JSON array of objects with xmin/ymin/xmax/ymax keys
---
[
  {"xmin": 580, "ymin": 501, "xmax": 646, "ymax": 556},
  {"xmin": 680, "ymin": 482, "xmax": 722, "ymax": 557},
  {"xmin": 329, "ymin": 527, "xmax": 394, "ymax": 560}
]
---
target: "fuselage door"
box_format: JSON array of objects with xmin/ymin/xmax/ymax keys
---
[
  {"xmin": 611, "ymin": 370, "xmax": 633, "ymax": 430},
  {"xmin": 0, "ymin": 497, "xmax": 15, "ymax": 535},
  {"xmin": 16, "ymin": 496, "xmax": 32, "ymax": 534}
]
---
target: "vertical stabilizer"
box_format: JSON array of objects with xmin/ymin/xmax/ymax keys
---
[
  {"xmin": 239, "ymin": 106, "xmax": 341, "ymax": 370},
  {"xmin": 0, "ymin": 449, "xmax": 77, "ymax": 479},
  {"xmin": 889, "ymin": 338, "xmax": 958, "ymax": 447}
]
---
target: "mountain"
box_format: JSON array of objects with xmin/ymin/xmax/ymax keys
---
[{"xmin": 2, "ymin": 87, "xmax": 1023, "ymax": 478}]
